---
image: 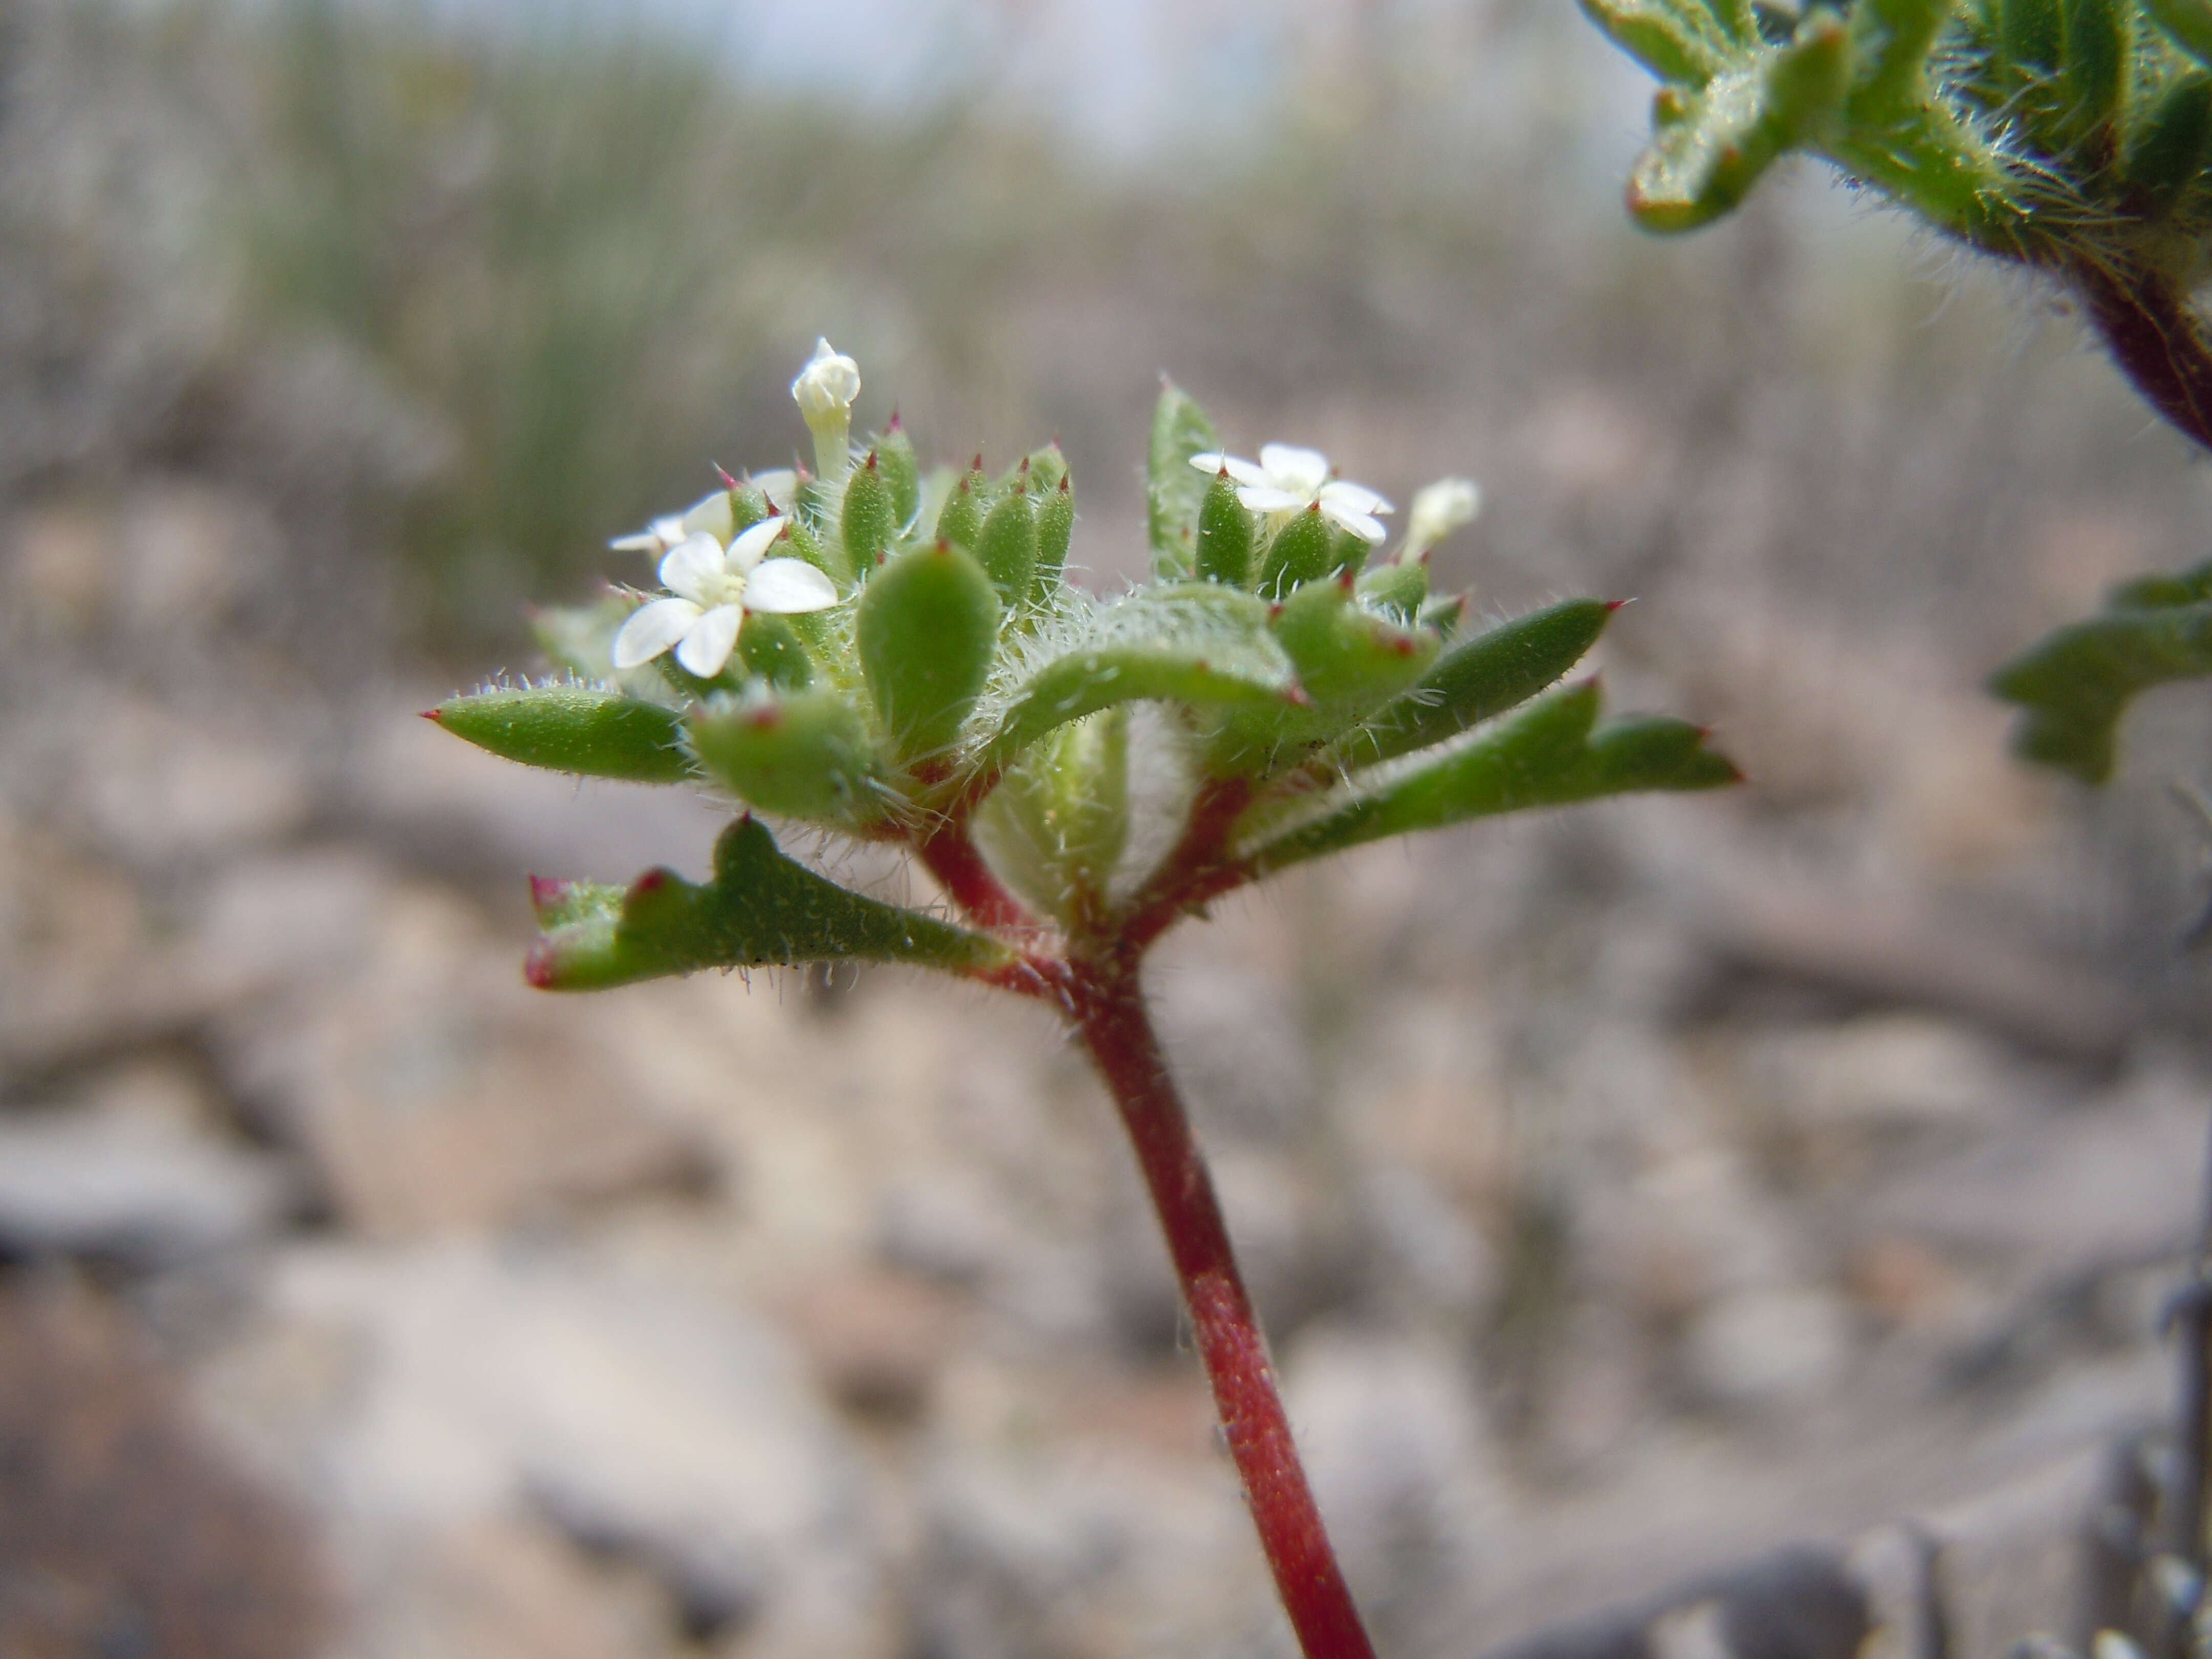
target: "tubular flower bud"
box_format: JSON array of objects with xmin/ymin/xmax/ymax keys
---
[{"xmin": 791, "ymin": 337, "xmax": 862, "ymax": 486}]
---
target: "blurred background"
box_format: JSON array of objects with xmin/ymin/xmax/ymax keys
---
[{"xmin": 4, "ymin": 0, "xmax": 2212, "ymax": 1655}]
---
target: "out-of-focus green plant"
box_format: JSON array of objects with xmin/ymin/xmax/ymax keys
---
[
  {"xmin": 431, "ymin": 339, "xmax": 1736, "ymax": 1659},
  {"xmin": 240, "ymin": 0, "xmax": 1057, "ymax": 644},
  {"xmin": 1579, "ymin": 0, "xmax": 2212, "ymax": 777}
]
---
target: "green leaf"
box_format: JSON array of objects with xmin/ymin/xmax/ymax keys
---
[
  {"xmin": 934, "ymin": 459, "xmax": 988, "ymax": 554},
  {"xmin": 1147, "ymin": 380, "xmax": 1220, "ymax": 576},
  {"xmin": 975, "ymin": 488, "xmax": 1040, "ymax": 607},
  {"xmin": 1258, "ymin": 504, "xmax": 1340, "ymax": 598},
  {"xmin": 1244, "ymin": 680, "xmax": 1738, "ymax": 873},
  {"xmin": 877, "ymin": 421, "xmax": 921, "ymax": 527},
  {"xmin": 1577, "ymin": 0, "xmax": 1728, "ymax": 86},
  {"xmin": 1035, "ymin": 473, "xmax": 1074, "ymax": 599},
  {"xmin": 841, "ymin": 451, "xmax": 897, "ymax": 574},
  {"xmin": 1627, "ymin": 16, "xmax": 1851, "ymax": 231},
  {"xmin": 857, "ymin": 540, "xmax": 1003, "ymax": 760},
  {"xmin": 1210, "ymin": 577, "xmax": 1439, "ymax": 771},
  {"xmin": 986, "ymin": 584, "xmax": 1299, "ymax": 763},
  {"xmin": 2001, "ymin": 0, "xmax": 2063, "ymax": 73},
  {"xmin": 2062, "ymin": 0, "xmax": 2126, "ymax": 137},
  {"xmin": 738, "ymin": 612, "xmax": 815, "ymax": 690},
  {"xmin": 1196, "ymin": 469, "xmax": 1256, "ymax": 587},
  {"xmin": 687, "ymin": 688, "xmax": 884, "ymax": 821},
  {"xmin": 973, "ymin": 708, "xmax": 1130, "ymax": 923},
  {"xmin": 1356, "ymin": 557, "xmax": 1430, "ymax": 620},
  {"xmin": 1988, "ymin": 562, "xmax": 2212, "ymax": 782},
  {"xmin": 430, "ymin": 685, "xmax": 695, "ymax": 783},
  {"xmin": 525, "ymin": 816, "xmax": 1015, "ymax": 991},
  {"xmin": 1337, "ymin": 598, "xmax": 1614, "ymax": 768}
]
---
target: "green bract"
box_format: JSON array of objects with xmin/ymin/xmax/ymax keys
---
[{"xmin": 433, "ymin": 346, "xmax": 1737, "ymax": 987}]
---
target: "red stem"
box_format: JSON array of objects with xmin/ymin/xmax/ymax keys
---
[
  {"xmin": 1070, "ymin": 953, "xmax": 1378, "ymax": 1659},
  {"xmin": 2074, "ymin": 257, "xmax": 2212, "ymax": 453},
  {"xmin": 917, "ymin": 822, "xmax": 1036, "ymax": 933}
]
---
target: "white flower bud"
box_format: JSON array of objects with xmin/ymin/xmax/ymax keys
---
[
  {"xmin": 1405, "ymin": 477, "xmax": 1481, "ymax": 560},
  {"xmin": 791, "ymin": 337, "xmax": 861, "ymax": 419},
  {"xmin": 792, "ymin": 337, "xmax": 861, "ymax": 487}
]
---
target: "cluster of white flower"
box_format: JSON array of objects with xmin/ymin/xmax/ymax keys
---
[
  {"xmin": 603, "ymin": 337, "xmax": 1483, "ymax": 683},
  {"xmin": 604, "ymin": 338, "xmax": 862, "ymax": 679}
]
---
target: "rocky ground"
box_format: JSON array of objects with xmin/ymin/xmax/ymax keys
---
[{"xmin": 4, "ymin": 472, "xmax": 2210, "ymax": 1659}]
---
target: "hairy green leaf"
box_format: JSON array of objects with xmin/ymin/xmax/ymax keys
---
[
  {"xmin": 525, "ymin": 816, "xmax": 1015, "ymax": 991},
  {"xmin": 431, "ymin": 685, "xmax": 694, "ymax": 783},
  {"xmin": 1244, "ymin": 679, "xmax": 1738, "ymax": 872},
  {"xmin": 1338, "ymin": 598, "xmax": 1614, "ymax": 768},
  {"xmin": 987, "ymin": 584, "xmax": 1299, "ymax": 763},
  {"xmin": 1989, "ymin": 561, "xmax": 2212, "ymax": 781},
  {"xmin": 1146, "ymin": 380, "xmax": 1220, "ymax": 576},
  {"xmin": 688, "ymin": 689, "xmax": 884, "ymax": 822}
]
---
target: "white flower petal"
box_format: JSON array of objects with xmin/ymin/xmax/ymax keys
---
[
  {"xmin": 612, "ymin": 597, "xmax": 703, "ymax": 669},
  {"xmin": 727, "ymin": 516, "xmax": 786, "ymax": 574},
  {"xmin": 608, "ymin": 531, "xmax": 662, "ymax": 552},
  {"xmin": 1407, "ymin": 478, "xmax": 1480, "ymax": 551},
  {"xmin": 1189, "ymin": 451, "xmax": 1228, "ymax": 473},
  {"xmin": 680, "ymin": 489, "xmax": 735, "ymax": 544},
  {"xmin": 649, "ymin": 515, "xmax": 687, "ymax": 548},
  {"xmin": 791, "ymin": 337, "xmax": 861, "ymax": 416},
  {"xmin": 659, "ymin": 533, "xmax": 728, "ymax": 603},
  {"xmin": 1259, "ymin": 443, "xmax": 1329, "ymax": 494},
  {"xmin": 742, "ymin": 558, "xmax": 839, "ymax": 614},
  {"xmin": 1320, "ymin": 479, "xmax": 1393, "ymax": 516},
  {"xmin": 749, "ymin": 469, "xmax": 797, "ymax": 510},
  {"xmin": 674, "ymin": 604, "xmax": 743, "ymax": 677},
  {"xmin": 1237, "ymin": 485, "xmax": 1307, "ymax": 514},
  {"xmin": 1320, "ymin": 503, "xmax": 1389, "ymax": 544}
]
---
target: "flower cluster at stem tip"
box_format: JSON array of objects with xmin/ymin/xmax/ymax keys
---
[{"xmin": 427, "ymin": 335, "xmax": 1737, "ymax": 990}]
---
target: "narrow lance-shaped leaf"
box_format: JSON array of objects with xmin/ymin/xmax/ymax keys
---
[
  {"xmin": 1035, "ymin": 473, "xmax": 1074, "ymax": 599},
  {"xmin": 841, "ymin": 451, "xmax": 897, "ymax": 572},
  {"xmin": 1988, "ymin": 562, "xmax": 2212, "ymax": 782},
  {"xmin": 1147, "ymin": 380, "xmax": 1219, "ymax": 576},
  {"xmin": 1336, "ymin": 598, "xmax": 1614, "ymax": 768},
  {"xmin": 1243, "ymin": 679, "xmax": 1738, "ymax": 874},
  {"xmin": 430, "ymin": 685, "xmax": 694, "ymax": 783},
  {"xmin": 985, "ymin": 584, "xmax": 1300, "ymax": 764},
  {"xmin": 526, "ymin": 816, "xmax": 1016, "ymax": 991},
  {"xmin": 1196, "ymin": 470, "xmax": 1255, "ymax": 587},
  {"xmin": 975, "ymin": 488, "xmax": 1039, "ymax": 607}
]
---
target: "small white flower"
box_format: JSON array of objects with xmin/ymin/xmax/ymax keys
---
[
  {"xmin": 607, "ymin": 475, "xmax": 796, "ymax": 558},
  {"xmin": 790, "ymin": 337, "xmax": 861, "ymax": 419},
  {"xmin": 1405, "ymin": 477, "xmax": 1481, "ymax": 560},
  {"xmin": 611, "ymin": 517, "xmax": 839, "ymax": 679},
  {"xmin": 1189, "ymin": 442, "xmax": 1394, "ymax": 544},
  {"xmin": 792, "ymin": 337, "xmax": 862, "ymax": 488}
]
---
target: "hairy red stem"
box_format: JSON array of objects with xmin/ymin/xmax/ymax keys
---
[
  {"xmin": 917, "ymin": 822, "xmax": 1036, "ymax": 934},
  {"xmin": 2075, "ymin": 258, "xmax": 2212, "ymax": 453},
  {"xmin": 1070, "ymin": 955, "xmax": 1377, "ymax": 1659}
]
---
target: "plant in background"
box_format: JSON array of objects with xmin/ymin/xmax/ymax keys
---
[
  {"xmin": 1578, "ymin": 0, "xmax": 2212, "ymax": 778},
  {"xmin": 427, "ymin": 339, "xmax": 1736, "ymax": 1657}
]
